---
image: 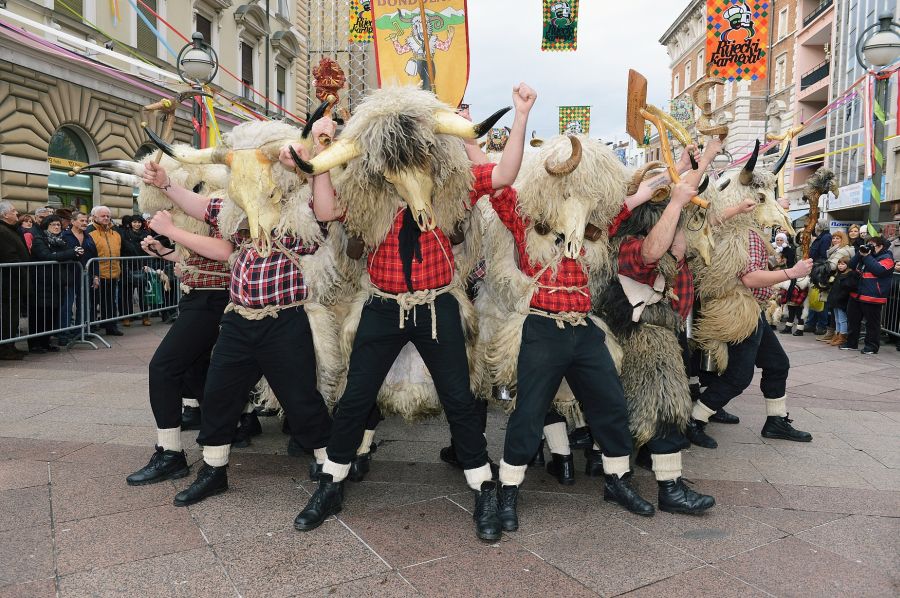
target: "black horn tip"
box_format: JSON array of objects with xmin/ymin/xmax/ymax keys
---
[
  {"xmin": 698, "ymin": 175, "xmax": 710, "ymax": 194},
  {"xmin": 772, "ymin": 142, "xmax": 791, "ymax": 176},
  {"xmin": 302, "ymin": 100, "xmax": 331, "ymax": 139},
  {"xmin": 144, "ymin": 126, "xmax": 176, "ymax": 158},
  {"xmin": 289, "ymin": 146, "xmax": 314, "ymax": 174},
  {"xmin": 473, "ymin": 106, "xmax": 513, "ymax": 137},
  {"xmin": 689, "ymin": 154, "xmax": 699, "ymax": 171},
  {"xmin": 717, "ymin": 178, "xmax": 732, "ymax": 191}
]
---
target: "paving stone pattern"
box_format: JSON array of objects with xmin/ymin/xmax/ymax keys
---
[{"xmin": 1, "ymin": 327, "xmax": 898, "ymax": 597}]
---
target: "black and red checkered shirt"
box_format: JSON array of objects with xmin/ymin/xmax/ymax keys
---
[
  {"xmin": 739, "ymin": 230, "xmax": 773, "ymax": 304},
  {"xmin": 205, "ymin": 197, "xmax": 319, "ymax": 308},
  {"xmin": 367, "ymin": 163, "xmax": 497, "ymax": 293},
  {"xmin": 617, "ymin": 237, "xmax": 694, "ymax": 320},
  {"xmin": 483, "ymin": 179, "xmax": 592, "ymax": 314},
  {"xmin": 180, "ymin": 220, "xmax": 230, "ymax": 291}
]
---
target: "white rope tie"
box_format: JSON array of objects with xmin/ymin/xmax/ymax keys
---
[
  {"xmin": 224, "ymin": 300, "xmax": 307, "ymax": 320},
  {"xmin": 373, "ymin": 283, "xmax": 456, "ymax": 340},
  {"xmin": 528, "ymin": 308, "xmax": 588, "ymax": 329}
]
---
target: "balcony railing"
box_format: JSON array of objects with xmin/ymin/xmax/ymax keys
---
[
  {"xmin": 803, "ymin": 0, "xmax": 833, "ymax": 28},
  {"xmin": 801, "ymin": 60, "xmax": 831, "ymax": 90},
  {"xmin": 797, "ymin": 127, "xmax": 827, "ymax": 146}
]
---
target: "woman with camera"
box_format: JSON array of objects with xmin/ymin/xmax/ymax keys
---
[{"xmin": 840, "ymin": 235, "xmax": 896, "ymax": 355}]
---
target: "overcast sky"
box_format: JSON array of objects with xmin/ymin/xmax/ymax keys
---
[{"xmin": 465, "ymin": 0, "xmax": 688, "ymax": 144}]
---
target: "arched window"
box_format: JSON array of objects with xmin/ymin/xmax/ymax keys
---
[
  {"xmin": 48, "ymin": 128, "xmax": 90, "ymax": 164},
  {"xmin": 47, "ymin": 126, "xmax": 96, "ymax": 214}
]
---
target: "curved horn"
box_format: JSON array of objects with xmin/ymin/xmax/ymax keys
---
[
  {"xmin": 428, "ymin": 14, "xmax": 445, "ymax": 28},
  {"xmin": 698, "ymin": 175, "xmax": 710, "ymax": 194},
  {"xmin": 739, "ymin": 139, "xmax": 760, "ymax": 185},
  {"xmin": 434, "ymin": 107, "xmax": 512, "ymax": 139},
  {"xmin": 83, "ymin": 170, "xmax": 140, "ymax": 187},
  {"xmin": 717, "ymin": 178, "xmax": 732, "ymax": 192},
  {"xmin": 290, "ymin": 137, "xmax": 361, "ymax": 175},
  {"xmin": 771, "ymin": 142, "xmax": 791, "ymax": 176},
  {"xmin": 144, "ymin": 127, "xmax": 227, "ymax": 165},
  {"xmin": 530, "ymin": 131, "xmax": 544, "ymax": 148},
  {"xmin": 544, "ymin": 136, "xmax": 583, "ymax": 177},
  {"xmin": 302, "ymin": 100, "xmax": 331, "ymax": 139},
  {"xmin": 69, "ymin": 160, "xmax": 141, "ymax": 176}
]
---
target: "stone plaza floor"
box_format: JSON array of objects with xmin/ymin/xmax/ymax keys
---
[{"xmin": 0, "ymin": 325, "xmax": 898, "ymax": 597}]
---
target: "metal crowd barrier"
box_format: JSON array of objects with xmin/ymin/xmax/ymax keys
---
[
  {"xmin": 882, "ymin": 272, "xmax": 900, "ymax": 340},
  {"xmin": 0, "ymin": 256, "xmax": 180, "ymax": 351}
]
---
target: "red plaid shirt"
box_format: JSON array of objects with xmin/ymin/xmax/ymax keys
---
[
  {"xmin": 483, "ymin": 181, "xmax": 591, "ymax": 314},
  {"xmin": 367, "ymin": 163, "xmax": 496, "ymax": 293},
  {"xmin": 739, "ymin": 230, "xmax": 773, "ymax": 304},
  {"xmin": 205, "ymin": 198, "xmax": 319, "ymax": 308},
  {"xmin": 180, "ymin": 220, "xmax": 230, "ymax": 291},
  {"xmin": 617, "ymin": 237, "xmax": 694, "ymax": 320}
]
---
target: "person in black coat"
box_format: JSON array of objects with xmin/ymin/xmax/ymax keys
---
[
  {"xmin": 28, "ymin": 216, "xmax": 79, "ymax": 352},
  {"xmin": 60, "ymin": 212, "xmax": 97, "ymax": 341},
  {"xmin": 0, "ymin": 201, "xmax": 31, "ymax": 360},
  {"xmin": 120, "ymin": 215, "xmax": 152, "ymax": 326}
]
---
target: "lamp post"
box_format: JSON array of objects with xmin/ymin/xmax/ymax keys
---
[
  {"xmin": 856, "ymin": 12, "xmax": 900, "ymax": 228},
  {"xmin": 176, "ymin": 32, "xmax": 218, "ymax": 149}
]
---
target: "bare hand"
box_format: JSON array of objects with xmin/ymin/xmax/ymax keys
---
[
  {"xmin": 311, "ymin": 117, "xmax": 336, "ymax": 150},
  {"xmin": 140, "ymin": 234, "xmax": 164, "ymax": 257},
  {"xmin": 703, "ymin": 137, "xmax": 724, "ymax": 159},
  {"xmin": 279, "ymin": 143, "xmax": 311, "ymax": 171},
  {"xmin": 74, "ymin": 246, "xmax": 84, "ymax": 256},
  {"xmin": 677, "ymin": 144, "xmax": 700, "ymax": 172},
  {"xmin": 512, "ymin": 82, "xmax": 537, "ymax": 115},
  {"xmin": 736, "ymin": 198, "xmax": 756, "ymax": 214},
  {"xmin": 670, "ymin": 181, "xmax": 697, "ymax": 209},
  {"xmin": 789, "ymin": 258, "xmax": 813, "ymax": 279},
  {"xmin": 92, "ymin": 276, "xmax": 100, "ymax": 289},
  {"xmin": 148, "ymin": 210, "xmax": 176, "ymax": 237},
  {"xmin": 142, "ymin": 162, "xmax": 169, "ymax": 189}
]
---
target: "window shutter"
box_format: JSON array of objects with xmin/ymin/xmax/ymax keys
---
[
  {"xmin": 195, "ymin": 14, "xmax": 212, "ymax": 47},
  {"xmin": 54, "ymin": 0, "xmax": 84, "ymax": 17},
  {"xmin": 276, "ymin": 65, "xmax": 286, "ymax": 94},
  {"xmin": 241, "ymin": 43, "xmax": 254, "ymax": 85},
  {"xmin": 136, "ymin": 0, "xmax": 158, "ymax": 58}
]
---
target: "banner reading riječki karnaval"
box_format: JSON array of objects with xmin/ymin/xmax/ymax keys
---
[
  {"xmin": 706, "ymin": 0, "xmax": 768, "ymax": 81},
  {"xmin": 371, "ymin": 0, "xmax": 470, "ymax": 108}
]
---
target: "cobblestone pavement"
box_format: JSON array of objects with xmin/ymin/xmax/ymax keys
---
[{"xmin": 1, "ymin": 326, "xmax": 898, "ymax": 597}]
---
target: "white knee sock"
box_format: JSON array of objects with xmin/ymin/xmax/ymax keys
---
[
  {"xmin": 157, "ymin": 427, "xmax": 182, "ymax": 452},
  {"xmin": 692, "ymin": 401, "xmax": 716, "ymax": 423},
  {"xmin": 242, "ymin": 401, "xmax": 255, "ymax": 414},
  {"xmin": 182, "ymin": 398, "xmax": 200, "ymax": 408},
  {"xmin": 601, "ymin": 455, "xmax": 630, "ymax": 477},
  {"xmin": 313, "ymin": 447, "xmax": 328, "ymax": 465},
  {"xmin": 765, "ymin": 396, "xmax": 788, "ymax": 417},
  {"xmin": 203, "ymin": 444, "xmax": 229, "ymax": 467},
  {"xmin": 322, "ymin": 458, "xmax": 350, "ymax": 482},
  {"xmin": 543, "ymin": 422, "xmax": 571, "ymax": 455},
  {"xmin": 463, "ymin": 463, "xmax": 493, "ymax": 490},
  {"xmin": 356, "ymin": 430, "xmax": 375, "ymax": 456},
  {"xmin": 651, "ymin": 452, "xmax": 682, "ymax": 482},
  {"xmin": 498, "ymin": 460, "xmax": 526, "ymax": 487}
]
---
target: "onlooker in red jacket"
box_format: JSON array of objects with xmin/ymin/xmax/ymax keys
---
[{"xmin": 840, "ymin": 235, "xmax": 896, "ymax": 354}]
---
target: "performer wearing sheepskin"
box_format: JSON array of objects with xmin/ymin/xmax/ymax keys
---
[{"xmin": 289, "ymin": 85, "xmax": 529, "ymax": 541}]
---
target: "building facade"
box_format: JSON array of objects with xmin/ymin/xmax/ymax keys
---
[{"xmin": 0, "ymin": 0, "xmax": 314, "ymax": 217}]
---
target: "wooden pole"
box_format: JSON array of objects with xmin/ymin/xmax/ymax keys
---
[{"xmin": 417, "ymin": 0, "xmax": 437, "ymax": 95}]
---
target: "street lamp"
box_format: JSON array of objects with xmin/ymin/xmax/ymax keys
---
[
  {"xmin": 176, "ymin": 32, "xmax": 218, "ymax": 149},
  {"xmin": 856, "ymin": 13, "xmax": 900, "ymax": 227}
]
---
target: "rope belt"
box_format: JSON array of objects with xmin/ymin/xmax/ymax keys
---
[
  {"xmin": 372, "ymin": 282, "xmax": 456, "ymax": 340},
  {"xmin": 528, "ymin": 308, "xmax": 589, "ymax": 329},
  {"xmin": 225, "ymin": 300, "xmax": 307, "ymax": 320}
]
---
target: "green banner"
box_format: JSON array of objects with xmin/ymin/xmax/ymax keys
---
[{"xmin": 542, "ymin": 0, "xmax": 579, "ymax": 52}]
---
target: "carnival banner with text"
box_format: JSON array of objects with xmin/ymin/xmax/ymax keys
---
[
  {"xmin": 542, "ymin": 0, "xmax": 579, "ymax": 51},
  {"xmin": 371, "ymin": 0, "xmax": 470, "ymax": 108},
  {"xmin": 706, "ymin": 0, "xmax": 768, "ymax": 81},
  {"xmin": 349, "ymin": 0, "xmax": 374, "ymax": 43},
  {"xmin": 559, "ymin": 106, "xmax": 590, "ymax": 135}
]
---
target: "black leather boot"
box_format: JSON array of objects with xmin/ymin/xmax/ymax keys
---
[
  {"xmin": 603, "ymin": 472, "xmax": 655, "ymax": 516},
  {"xmin": 686, "ymin": 418, "xmax": 718, "ymax": 449},
  {"xmin": 658, "ymin": 478, "xmax": 715, "ymax": 514},
  {"xmin": 497, "ymin": 485, "xmax": 519, "ymax": 532},
  {"xmin": 308, "ymin": 462, "xmax": 323, "ymax": 481},
  {"xmin": 568, "ymin": 426, "xmax": 593, "ymax": 450},
  {"xmin": 233, "ymin": 411, "xmax": 263, "ymax": 448},
  {"xmin": 126, "ymin": 446, "xmax": 189, "ymax": 486},
  {"xmin": 439, "ymin": 441, "xmax": 461, "ymax": 468},
  {"xmin": 546, "ymin": 453, "xmax": 575, "ymax": 485},
  {"xmin": 529, "ymin": 439, "xmax": 546, "ymax": 467},
  {"xmin": 761, "ymin": 414, "xmax": 812, "ymax": 442},
  {"xmin": 473, "ymin": 481, "xmax": 502, "ymax": 541},
  {"xmin": 294, "ymin": 474, "xmax": 344, "ymax": 531},
  {"xmin": 181, "ymin": 406, "xmax": 201, "ymax": 431},
  {"xmin": 710, "ymin": 408, "xmax": 740, "ymax": 424},
  {"xmin": 173, "ymin": 462, "xmax": 228, "ymax": 507},
  {"xmin": 347, "ymin": 452, "xmax": 371, "ymax": 482},
  {"xmin": 585, "ymin": 448, "xmax": 605, "ymax": 476}
]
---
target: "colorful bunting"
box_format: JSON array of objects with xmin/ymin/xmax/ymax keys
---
[
  {"xmin": 542, "ymin": 0, "xmax": 579, "ymax": 51},
  {"xmin": 706, "ymin": 1, "xmax": 768, "ymax": 81},
  {"xmin": 558, "ymin": 106, "xmax": 590, "ymax": 135}
]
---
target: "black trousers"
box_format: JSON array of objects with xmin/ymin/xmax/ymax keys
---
[
  {"xmin": 148, "ymin": 290, "xmax": 228, "ymax": 430},
  {"xmin": 846, "ymin": 298, "xmax": 884, "ymax": 351},
  {"xmin": 646, "ymin": 424, "xmax": 691, "ymax": 455},
  {"xmin": 198, "ymin": 306, "xmax": 332, "ymax": 447},
  {"xmin": 699, "ymin": 313, "xmax": 789, "ymax": 411},
  {"xmin": 327, "ymin": 294, "xmax": 488, "ymax": 468},
  {"xmin": 504, "ymin": 315, "xmax": 632, "ymax": 466}
]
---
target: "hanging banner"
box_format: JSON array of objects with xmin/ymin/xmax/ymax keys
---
[
  {"xmin": 559, "ymin": 106, "xmax": 590, "ymax": 135},
  {"xmin": 371, "ymin": 0, "xmax": 469, "ymax": 108},
  {"xmin": 349, "ymin": 0, "xmax": 374, "ymax": 43},
  {"xmin": 542, "ymin": 0, "xmax": 579, "ymax": 51},
  {"xmin": 706, "ymin": 1, "xmax": 768, "ymax": 81}
]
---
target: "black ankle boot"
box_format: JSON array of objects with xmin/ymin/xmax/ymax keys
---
[
  {"xmin": 529, "ymin": 439, "xmax": 546, "ymax": 467},
  {"xmin": 347, "ymin": 452, "xmax": 371, "ymax": 482},
  {"xmin": 568, "ymin": 426, "xmax": 593, "ymax": 450},
  {"xmin": 585, "ymin": 448, "xmax": 605, "ymax": 476},
  {"xmin": 309, "ymin": 462, "xmax": 323, "ymax": 481},
  {"xmin": 546, "ymin": 453, "xmax": 575, "ymax": 485},
  {"xmin": 497, "ymin": 485, "xmax": 519, "ymax": 532},
  {"xmin": 233, "ymin": 411, "xmax": 263, "ymax": 448},
  {"xmin": 710, "ymin": 408, "xmax": 740, "ymax": 424},
  {"xmin": 181, "ymin": 406, "xmax": 201, "ymax": 431},
  {"xmin": 294, "ymin": 474, "xmax": 344, "ymax": 531},
  {"xmin": 761, "ymin": 414, "xmax": 812, "ymax": 442},
  {"xmin": 173, "ymin": 462, "xmax": 228, "ymax": 507},
  {"xmin": 439, "ymin": 441, "xmax": 461, "ymax": 469},
  {"xmin": 658, "ymin": 478, "xmax": 715, "ymax": 514},
  {"xmin": 686, "ymin": 418, "xmax": 718, "ymax": 449},
  {"xmin": 603, "ymin": 472, "xmax": 655, "ymax": 517},
  {"xmin": 473, "ymin": 481, "xmax": 502, "ymax": 541},
  {"xmin": 126, "ymin": 446, "xmax": 189, "ymax": 486}
]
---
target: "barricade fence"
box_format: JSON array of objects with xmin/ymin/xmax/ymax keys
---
[
  {"xmin": 882, "ymin": 272, "xmax": 900, "ymax": 339},
  {"xmin": 1, "ymin": 256, "xmax": 180, "ymax": 350}
]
